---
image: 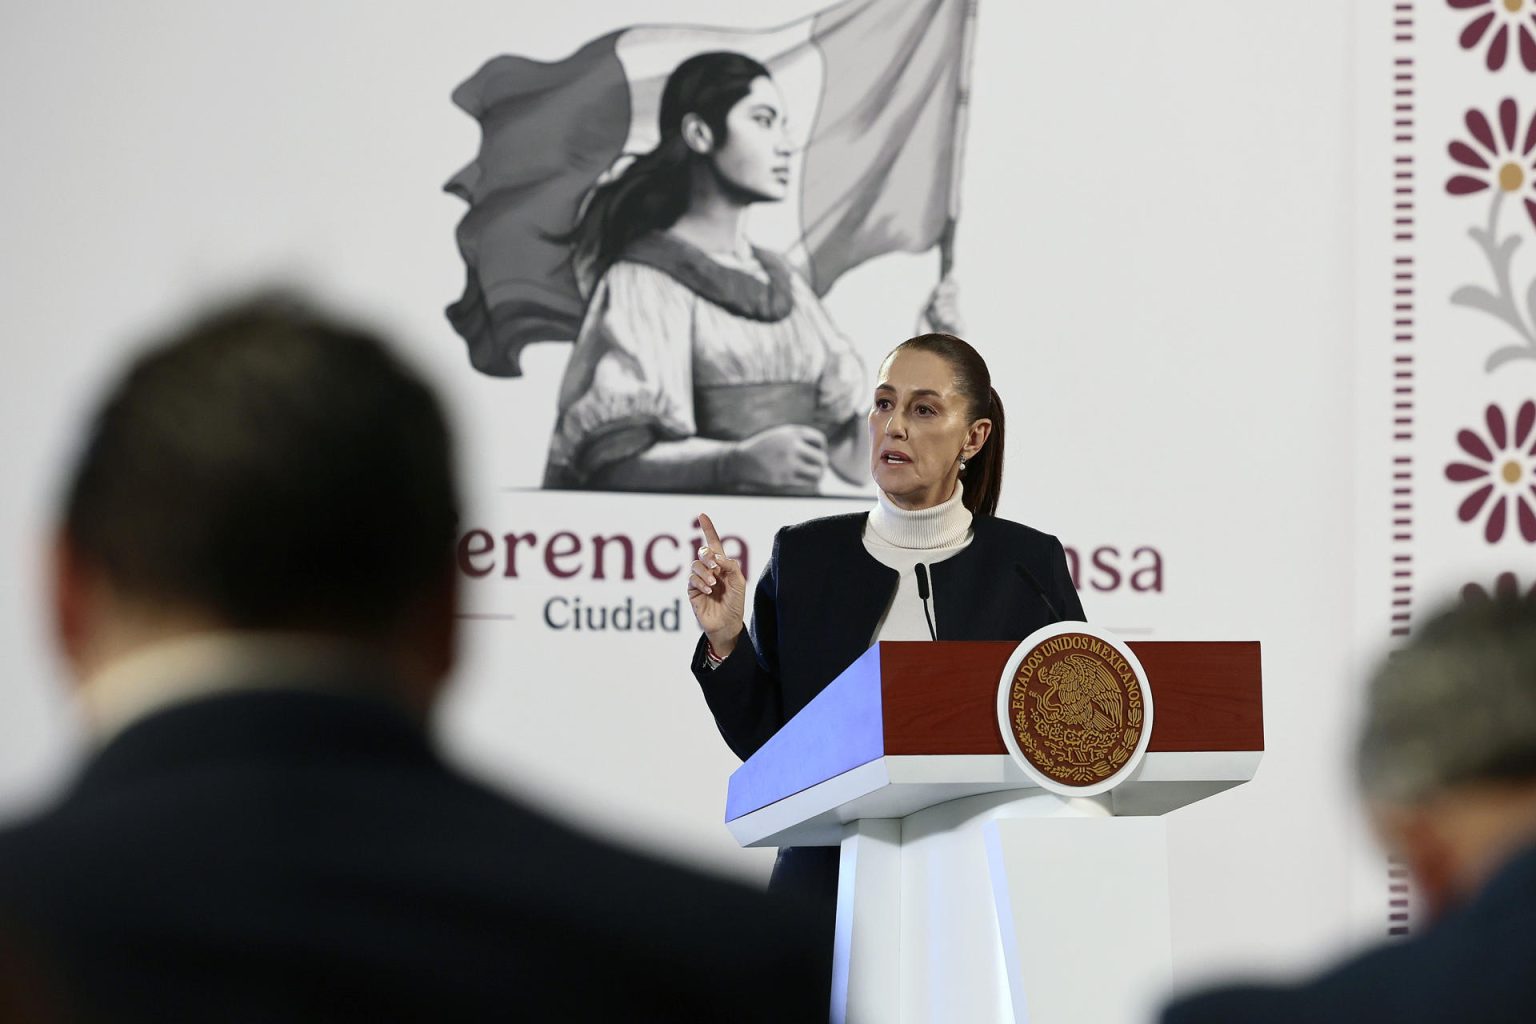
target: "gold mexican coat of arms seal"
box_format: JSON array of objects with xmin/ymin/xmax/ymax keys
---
[{"xmin": 1001, "ymin": 629, "xmax": 1149, "ymax": 789}]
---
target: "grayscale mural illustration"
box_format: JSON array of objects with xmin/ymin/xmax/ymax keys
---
[{"xmin": 447, "ymin": 0, "xmax": 977, "ymax": 495}]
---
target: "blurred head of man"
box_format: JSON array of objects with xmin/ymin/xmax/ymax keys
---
[
  {"xmin": 52, "ymin": 294, "xmax": 460, "ymax": 718},
  {"xmin": 1358, "ymin": 590, "xmax": 1536, "ymax": 919}
]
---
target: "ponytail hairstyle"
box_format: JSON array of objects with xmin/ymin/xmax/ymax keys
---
[
  {"xmin": 889, "ymin": 332, "xmax": 1005, "ymax": 518},
  {"xmin": 564, "ymin": 52, "xmax": 771, "ymax": 277}
]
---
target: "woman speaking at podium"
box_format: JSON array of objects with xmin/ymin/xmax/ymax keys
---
[{"xmin": 687, "ymin": 331, "xmax": 1084, "ymax": 981}]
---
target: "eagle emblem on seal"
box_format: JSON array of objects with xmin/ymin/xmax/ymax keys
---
[
  {"xmin": 1020, "ymin": 648, "xmax": 1139, "ymax": 775},
  {"xmin": 1000, "ymin": 628, "xmax": 1150, "ymax": 789},
  {"xmin": 1037, "ymin": 654, "xmax": 1124, "ymax": 735}
]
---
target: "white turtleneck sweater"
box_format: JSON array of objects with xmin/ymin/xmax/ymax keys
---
[{"xmin": 862, "ymin": 483, "xmax": 974, "ymax": 641}]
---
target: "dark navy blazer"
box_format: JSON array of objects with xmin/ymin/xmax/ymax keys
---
[
  {"xmin": 1160, "ymin": 841, "xmax": 1536, "ymax": 1024},
  {"xmin": 691, "ymin": 511, "xmax": 1085, "ymax": 762},
  {"xmin": 0, "ymin": 686, "xmax": 824, "ymax": 1023}
]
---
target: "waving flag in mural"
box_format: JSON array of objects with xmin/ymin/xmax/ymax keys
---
[{"xmin": 446, "ymin": 0, "xmax": 976, "ymax": 494}]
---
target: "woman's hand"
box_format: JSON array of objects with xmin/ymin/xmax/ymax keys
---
[
  {"xmin": 688, "ymin": 513, "xmax": 748, "ymax": 658},
  {"xmin": 725, "ymin": 424, "xmax": 827, "ymax": 494},
  {"xmin": 917, "ymin": 275, "xmax": 964, "ymax": 336}
]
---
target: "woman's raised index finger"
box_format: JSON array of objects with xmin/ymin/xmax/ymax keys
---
[{"xmin": 697, "ymin": 512, "xmax": 724, "ymax": 553}]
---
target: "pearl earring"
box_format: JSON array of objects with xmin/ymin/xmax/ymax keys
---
[{"xmin": 958, "ymin": 455, "xmax": 968, "ymax": 472}]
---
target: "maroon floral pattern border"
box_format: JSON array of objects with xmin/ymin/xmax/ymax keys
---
[
  {"xmin": 1381, "ymin": 0, "xmax": 1536, "ymax": 943},
  {"xmin": 1449, "ymin": 0, "xmax": 1536, "ymax": 72}
]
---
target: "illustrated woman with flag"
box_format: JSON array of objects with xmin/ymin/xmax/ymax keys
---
[{"xmin": 542, "ymin": 51, "xmax": 957, "ymax": 494}]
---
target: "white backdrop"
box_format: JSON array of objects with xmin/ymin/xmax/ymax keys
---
[{"xmin": 0, "ymin": 0, "xmax": 1396, "ymax": 1014}]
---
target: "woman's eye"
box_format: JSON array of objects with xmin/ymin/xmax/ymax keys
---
[
  {"xmin": 917, "ymin": 405, "xmax": 935, "ymax": 416},
  {"xmin": 873, "ymin": 398, "xmax": 891, "ymax": 411}
]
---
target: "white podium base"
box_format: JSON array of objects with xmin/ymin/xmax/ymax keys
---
[{"xmin": 831, "ymin": 792, "xmax": 1172, "ymax": 1024}]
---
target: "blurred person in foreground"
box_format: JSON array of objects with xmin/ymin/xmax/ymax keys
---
[
  {"xmin": 0, "ymin": 295, "xmax": 824, "ymax": 1023},
  {"xmin": 1161, "ymin": 590, "xmax": 1536, "ymax": 1024}
]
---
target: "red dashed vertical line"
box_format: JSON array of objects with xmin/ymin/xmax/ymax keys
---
[
  {"xmin": 1390, "ymin": 1, "xmax": 1415, "ymax": 637},
  {"xmin": 1387, "ymin": 0, "xmax": 1416, "ymax": 941},
  {"xmin": 1387, "ymin": 865, "xmax": 1413, "ymax": 938}
]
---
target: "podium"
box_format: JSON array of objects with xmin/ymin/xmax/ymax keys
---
[{"xmin": 724, "ymin": 640, "xmax": 1263, "ymax": 1024}]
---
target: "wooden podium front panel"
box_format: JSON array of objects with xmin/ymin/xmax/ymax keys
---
[
  {"xmin": 880, "ymin": 642, "xmax": 1015, "ymax": 755},
  {"xmin": 1132, "ymin": 641, "xmax": 1264, "ymax": 751},
  {"xmin": 879, "ymin": 640, "xmax": 1262, "ymax": 755}
]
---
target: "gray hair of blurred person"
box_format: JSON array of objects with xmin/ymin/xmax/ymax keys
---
[{"xmin": 1357, "ymin": 590, "xmax": 1536, "ymax": 806}]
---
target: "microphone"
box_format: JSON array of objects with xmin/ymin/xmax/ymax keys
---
[
  {"xmin": 1014, "ymin": 563, "xmax": 1062, "ymax": 622},
  {"xmin": 914, "ymin": 564, "xmax": 937, "ymax": 641}
]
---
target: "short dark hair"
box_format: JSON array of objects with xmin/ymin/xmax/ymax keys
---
[
  {"xmin": 1357, "ymin": 589, "xmax": 1536, "ymax": 804},
  {"xmin": 62, "ymin": 294, "xmax": 459, "ymax": 634}
]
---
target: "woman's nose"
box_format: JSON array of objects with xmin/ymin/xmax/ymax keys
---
[{"xmin": 885, "ymin": 414, "xmax": 906, "ymax": 438}]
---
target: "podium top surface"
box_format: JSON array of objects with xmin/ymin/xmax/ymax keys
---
[{"xmin": 725, "ymin": 639, "xmax": 1262, "ymax": 824}]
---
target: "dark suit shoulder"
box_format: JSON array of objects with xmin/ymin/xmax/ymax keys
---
[
  {"xmin": 770, "ymin": 512, "xmax": 869, "ymax": 574},
  {"xmin": 0, "ymin": 813, "xmax": 67, "ymax": 897},
  {"xmin": 971, "ymin": 515, "xmax": 1066, "ymax": 553},
  {"xmin": 0, "ymin": 700, "xmax": 828, "ymax": 1023},
  {"xmin": 1162, "ymin": 895, "xmax": 1536, "ymax": 1024},
  {"xmin": 776, "ymin": 511, "xmax": 867, "ymax": 546},
  {"xmin": 1162, "ymin": 941, "xmax": 1432, "ymax": 1024}
]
